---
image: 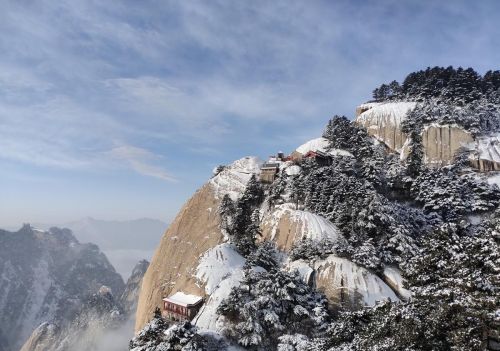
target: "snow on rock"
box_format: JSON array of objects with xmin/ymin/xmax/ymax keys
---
[
  {"xmin": 476, "ymin": 134, "xmax": 500, "ymax": 163},
  {"xmin": 356, "ymin": 101, "xmax": 417, "ymax": 151},
  {"xmin": 487, "ymin": 173, "xmax": 500, "ymax": 188},
  {"xmin": 285, "ymin": 165, "xmax": 301, "ymax": 176},
  {"xmin": 382, "ymin": 266, "xmax": 412, "ymax": 300},
  {"xmin": 195, "ymin": 243, "xmax": 246, "ymax": 295},
  {"xmin": 209, "ymin": 156, "xmax": 263, "ymax": 201},
  {"xmin": 261, "ymin": 204, "xmax": 345, "ymax": 251},
  {"xmin": 314, "ymin": 255, "xmax": 399, "ymax": 307},
  {"xmin": 295, "ymin": 137, "xmax": 353, "ymax": 157},
  {"xmin": 287, "ymin": 260, "xmax": 314, "ymax": 286},
  {"xmin": 470, "ymin": 134, "xmax": 500, "ymax": 171},
  {"xmin": 193, "ymin": 244, "xmax": 246, "ymax": 331},
  {"xmin": 356, "ymin": 102, "xmax": 417, "ymax": 129},
  {"xmin": 295, "ymin": 137, "xmax": 330, "ymax": 154}
]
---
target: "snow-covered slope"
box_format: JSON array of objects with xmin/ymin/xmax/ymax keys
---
[
  {"xmin": 0, "ymin": 225, "xmax": 124, "ymax": 351},
  {"xmin": 261, "ymin": 204, "xmax": 345, "ymax": 250},
  {"xmin": 356, "ymin": 102, "xmax": 417, "ymax": 151},
  {"xmin": 210, "ymin": 156, "xmax": 263, "ymax": 201},
  {"xmin": 295, "ymin": 137, "xmax": 353, "ymax": 157},
  {"xmin": 193, "ymin": 244, "xmax": 246, "ymax": 331},
  {"xmin": 314, "ymin": 255, "xmax": 399, "ymax": 307}
]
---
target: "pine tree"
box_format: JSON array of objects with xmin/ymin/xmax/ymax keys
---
[{"xmin": 217, "ymin": 269, "xmax": 329, "ymax": 349}]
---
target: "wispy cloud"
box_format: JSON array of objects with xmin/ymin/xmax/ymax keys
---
[{"xmin": 106, "ymin": 145, "xmax": 176, "ymax": 182}]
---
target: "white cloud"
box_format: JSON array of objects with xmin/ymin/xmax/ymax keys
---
[{"xmin": 106, "ymin": 145, "xmax": 176, "ymax": 182}]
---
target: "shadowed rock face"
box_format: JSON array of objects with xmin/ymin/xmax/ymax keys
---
[
  {"xmin": 120, "ymin": 260, "xmax": 150, "ymax": 315},
  {"xmin": 20, "ymin": 289, "xmax": 126, "ymax": 351}
]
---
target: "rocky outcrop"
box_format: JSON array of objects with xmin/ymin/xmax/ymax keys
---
[
  {"xmin": 356, "ymin": 102, "xmax": 416, "ymax": 151},
  {"xmin": 314, "ymin": 256, "xmax": 399, "ymax": 308},
  {"xmin": 21, "ymin": 258, "xmax": 149, "ymax": 351},
  {"xmin": 120, "ymin": 260, "xmax": 150, "ymax": 315},
  {"xmin": 470, "ymin": 134, "xmax": 500, "ymax": 171},
  {"xmin": 356, "ymin": 102, "xmax": 479, "ymax": 168},
  {"xmin": 262, "ymin": 205, "xmax": 400, "ymax": 308},
  {"xmin": 421, "ymin": 124, "xmax": 474, "ymax": 166},
  {"xmin": 260, "ymin": 204, "xmax": 345, "ymax": 251}
]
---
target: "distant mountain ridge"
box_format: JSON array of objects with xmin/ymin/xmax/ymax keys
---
[
  {"xmin": 35, "ymin": 217, "xmax": 167, "ymax": 251},
  {"xmin": 0, "ymin": 225, "xmax": 125, "ymax": 351},
  {"xmin": 31, "ymin": 217, "xmax": 166, "ymax": 279}
]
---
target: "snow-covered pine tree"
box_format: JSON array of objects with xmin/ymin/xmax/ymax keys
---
[
  {"xmin": 227, "ymin": 174, "xmax": 264, "ymax": 256},
  {"xmin": 217, "ymin": 268, "xmax": 329, "ymax": 349}
]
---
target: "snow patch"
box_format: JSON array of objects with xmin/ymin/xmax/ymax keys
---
[
  {"xmin": 487, "ymin": 172, "xmax": 500, "ymax": 188},
  {"xmin": 315, "ymin": 255, "xmax": 399, "ymax": 306},
  {"xmin": 209, "ymin": 156, "xmax": 263, "ymax": 201},
  {"xmin": 193, "ymin": 244, "xmax": 246, "ymax": 332},
  {"xmin": 287, "ymin": 260, "xmax": 314, "ymax": 285},
  {"xmin": 264, "ymin": 204, "xmax": 344, "ymax": 243},
  {"xmin": 295, "ymin": 137, "xmax": 353, "ymax": 157},
  {"xmin": 285, "ymin": 165, "xmax": 301, "ymax": 176},
  {"xmin": 357, "ymin": 101, "xmax": 417, "ymax": 129}
]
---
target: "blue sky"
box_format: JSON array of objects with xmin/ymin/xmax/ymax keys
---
[{"xmin": 1, "ymin": 0, "xmax": 500, "ymax": 227}]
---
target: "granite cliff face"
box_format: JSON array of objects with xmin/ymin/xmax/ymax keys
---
[
  {"xmin": 420, "ymin": 124, "xmax": 474, "ymax": 166},
  {"xmin": 355, "ymin": 101, "xmax": 500, "ymax": 171},
  {"xmin": 356, "ymin": 102, "xmax": 416, "ymax": 151},
  {"xmin": 355, "ymin": 102, "xmax": 484, "ymax": 168},
  {"xmin": 134, "ymin": 183, "xmax": 223, "ymax": 332}
]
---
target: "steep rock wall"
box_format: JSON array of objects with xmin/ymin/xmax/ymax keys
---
[
  {"xmin": 355, "ymin": 102, "xmax": 416, "ymax": 151},
  {"xmin": 134, "ymin": 184, "xmax": 222, "ymax": 332},
  {"xmin": 135, "ymin": 156, "xmax": 262, "ymax": 332},
  {"xmin": 421, "ymin": 124, "xmax": 473, "ymax": 166},
  {"xmin": 356, "ymin": 102, "xmax": 478, "ymax": 167}
]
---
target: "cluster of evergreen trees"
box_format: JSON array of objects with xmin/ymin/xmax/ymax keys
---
[
  {"xmin": 373, "ymin": 66, "xmax": 500, "ymax": 105},
  {"xmin": 129, "ymin": 308, "xmax": 226, "ymax": 350},
  {"xmin": 219, "ymin": 175, "xmax": 264, "ymax": 257},
  {"xmin": 260, "ymin": 115, "xmax": 498, "ymax": 350},
  {"xmin": 374, "ymin": 67, "xmax": 500, "ymax": 136},
  {"xmin": 217, "ymin": 264, "xmax": 329, "ymax": 349}
]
